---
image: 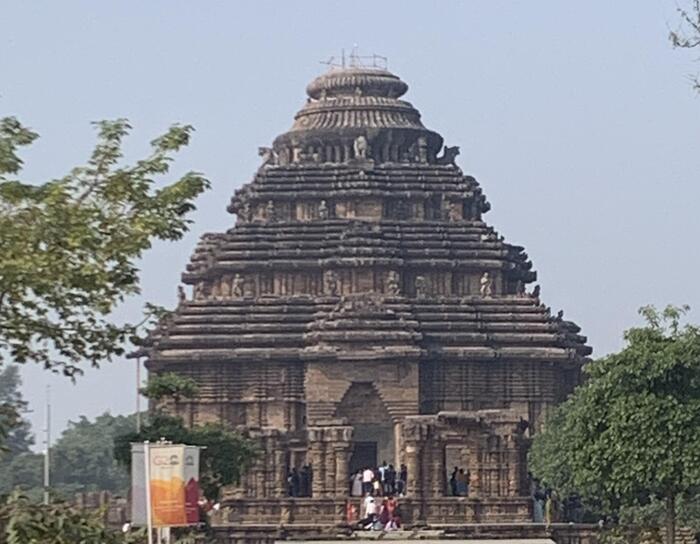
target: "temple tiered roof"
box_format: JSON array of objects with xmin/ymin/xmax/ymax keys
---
[
  {"xmin": 139, "ymin": 64, "xmax": 592, "ymax": 536},
  {"xmin": 141, "ymin": 65, "xmax": 590, "ymax": 368}
]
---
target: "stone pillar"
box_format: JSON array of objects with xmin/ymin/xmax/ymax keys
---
[
  {"xmin": 330, "ymin": 425, "xmax": 351, "ymax": 497},
  {"xmin": 307, "ymin": 427, "xmax": 326, "ymax": 498},
  {"xmin": 429, "ymin": 442, "xmax": 444, "ymax": 498},
  {"xmin": 393, "ymin": 422, "xmax": 403, "ymax": 468},
  {"xmin": 405, "ymin": 442, "xmax": 420, "ymax": 497},
  {"xmin": 272, "ymin": 446, "xmax": 286, "ymax": 498}
]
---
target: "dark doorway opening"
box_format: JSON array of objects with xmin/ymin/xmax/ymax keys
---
[{"xmin": 349, "ymin": 441, "xmax": 377, "ymax": 476}]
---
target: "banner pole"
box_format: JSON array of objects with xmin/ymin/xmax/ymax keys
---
[{"xmin": 144, "ymin": 441, "xmax": 154, "ymax": 544}]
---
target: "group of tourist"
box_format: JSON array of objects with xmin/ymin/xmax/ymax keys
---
[
  {"xmin": 530, "ymin": 474, "xmax": 584, "ymax": 525},
  {"xmin": 350, "ymin": 462, "xmax": 407, "ymax": 497},
  {"xmin": 286, "ymin": 464, "xmax": 313, "ymax": 497},
  {"xmin": 351, "ymin": 493, "xmax": 402, "ymax": 531},
  {"xmin": 448, "ymin": 466, "xmax": 471, "ymax": 497}
]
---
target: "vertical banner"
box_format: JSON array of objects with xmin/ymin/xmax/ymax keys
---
[
  {"xmin": 183, "ymin": 445, "xmax": 201, "ymax": 524},
  {"xmin": 130, "ymin": 443, "xmax": 147, "ymax": 526},
  {"xmin": 149, "ymin": 445, "xmax": 187, "ymax": 527},
  {"xmin": 130, "ymin": 443, "xmax": 201, "ymax": 528}
]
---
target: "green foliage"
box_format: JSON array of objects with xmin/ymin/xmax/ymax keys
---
[
  {"xmin": 0, "ymin": 365, "xmax": 33, "ymax": 455},
  {"xmin": 140, "ymin": 372, "xmax": 199, "ymax": 402},
  {"xmin": 0, "ymin": 117, "xmax": 209, "ymax": 377},
  {"xmin": 670, "ymin": 0, "xmax": 700, "ymax": 91},
  {"xmin": 1, "ymin": 491, "xmax": 143, "ymax": 544},
  {"xmin": 114, "ymin": 413, "xmax": 258, "ymax": 500},
  {"xmin": 0, "ymin": 412, "xmax": 139, "ymax": 498},
  {"xmin": 50, "ymin": 413, "xmax": 138, "ymax": 495},
  {"xmin": 529, "ymin": 305, "xmax": 700, "ymax": 540}
]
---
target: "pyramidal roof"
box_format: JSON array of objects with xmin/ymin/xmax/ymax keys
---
[{"xmin": 138, "ymin": 65, "xmax": 591, "ymax": 367}]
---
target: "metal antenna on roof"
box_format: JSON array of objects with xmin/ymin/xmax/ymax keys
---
[{"xmin": 319, "ymin": 49, "xmax": 388, "ymax": 70}]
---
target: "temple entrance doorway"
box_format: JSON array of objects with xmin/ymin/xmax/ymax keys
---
[
  {"xmin": 349, "ymin": 441, "xmax": 377, "ymax": 475},
  {"xmin": 336, "ymin": 382, "xmax": 396, "ymax": 470}
]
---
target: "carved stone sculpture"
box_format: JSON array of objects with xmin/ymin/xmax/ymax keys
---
[
  {"xmin": 448, "ymin": 200, "xmax": 462, "ymax": 222},
  {"xmin": 436, "ymin": 145, "xmax": 460, "ymax": 165},
  {"xmin": 318, "ymin": 200, "xmax": 329, "ymax": 220},
  {"xmin": 231, "ymin": 274, "xmax": 244, "ymax": 298},
  {"xmin": 193, "ymin": 282, "xmax": 205, "ymax": 300},
  {"xmin": 220, "ymin": 275, "xmax": 232, "ymax": 298},
  {"xmin": 531, "ymin": 284, "xmax": 541, "ymax": 299},
  {"xmin": 258, "ymin": 146, "xmax": 277, "ymax": 168},
  {"xmin": 240, "ymin": 201, "xmax": 251, "ymax": 223},
  {"xmin": 177, "ymin": 285, "xmax": 187, "ymax": 305},
  {"xmin": 266, "ymin": 200, "xmax": 275, "ymax": 222},
  {"xmin": 323, "ymin": 270, "xmax": 339, "ymax": 296},
  {"xmin": 416, "ymin": 136, "xmax": 428, "ymax": 163},
  {"xmin": 353, "ymin": 135, "xmax": 369, "ymax": 160},
  {"xmin": 480, "ymin": 272, "xmax": 493, "ymax": 298},
  {"xmin": 415, "ymin": 275, "xmax": 427, "ymax": 298},
  {"xmin": 386, "ymin": 270, "xmax": 400, "ymax": 295}
]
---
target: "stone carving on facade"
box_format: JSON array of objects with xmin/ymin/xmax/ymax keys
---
[
  {"xmin": 386, "ymin": 270, "xmax": 400, "ymax": 296},
  {"xmin": 193, "ymin": 282, "xmax": 205, "ymax": 300},
  {"xmin": 411, "ymin": 136, "xmax": 428, "ymax": 164},
  {"xmin": 231, "ymin": 274, "xmax": 245, "ymax": 298},
  {"xmin": 323, "ymin": 270, "xmax": 339, "ymax": 296},
  {"xmin": 240, "ymin": 201, "xmax": 251, "ymax": 223},
  {"xmin": 265, "ymin": 200, "xmax": 275, "ymax": 222},
  {"xmin": 448, "ymin": 200, "xmax": 462, "ymax": 222},
  {"xmin": 277, "ymin": 147, "xmax": 290, "ymax": 166},
  {"xmin": 531, "ymin": 284, "xmax": 541, "ymax": 299},
  {"xmin": 480, "ymin": 272, "xmax": 493, "ymax": 298},
  {"xmin": 220, "ymin": 275, "xmax": 232, "ymax": 298},
  {"xmin": 318, "ymin": 200, "xmax": 329, "ymax": 220},
  {"xmin": 353, "ymin": 135, "xmax": 369, "ymax": 160},
  {"xmin": 258, "ymin": 146, "xmax": 277, "ymax": 168},
  {"xmin": 211, "ymin": 279, "xmax": 222, "ymax": 299},
  {"xmin": 177, "ymin": 285, "xmax": 186, "ymax": 305},
  {"xmin": 415, "ymin": 275, "xmax": 427, "ymax": 299},
  {"xmin": 436, "ymin": 145, "xmax": 460, "ymax": 165}
]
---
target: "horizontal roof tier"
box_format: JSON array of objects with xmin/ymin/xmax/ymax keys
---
[
  {"xmin": 139, "ymin": 296, "xmax": 590, "ymax": 366},
  {"xmin": 183, "ymin": 221, "xmax": 532, "ymax": 280}
]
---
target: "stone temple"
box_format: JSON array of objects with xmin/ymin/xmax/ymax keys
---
[{"xmin": 141, "ymin": 63, "xmax": 593, "ymax": 541}]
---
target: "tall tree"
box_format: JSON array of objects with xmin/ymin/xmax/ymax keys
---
[
  {"xmin": 529, "ymin": 305, "xmax": 700, "ymax": 544},
  {"xmin": 0, "ymin": 365, "xmax": 33, "ymax": 455},
  {"xmin": 0, "ymin": 117, "xmax": 209, "ymax": 378}
]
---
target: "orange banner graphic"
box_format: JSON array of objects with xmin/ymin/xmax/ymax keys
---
[{"xmin": 148, "ymin": 445, "xmax": 187, "ymax": 527}]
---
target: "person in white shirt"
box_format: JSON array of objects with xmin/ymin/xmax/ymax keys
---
[
  {"xmin": 359, "ymin": 493, "xmax": 377, "ymax": 529},
  {"xmin": 362, "ymin": 467, "xmax": 374, "ymax": 495}
]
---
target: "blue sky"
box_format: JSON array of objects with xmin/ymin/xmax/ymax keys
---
[{"xmin": 2, "ymin": 0, "xmax": 699, "ymax": 441}]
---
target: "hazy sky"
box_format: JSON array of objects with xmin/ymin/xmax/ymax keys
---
[{"xmin": 2, "ymin": 0, "xmax": 699, "ymax": 443}]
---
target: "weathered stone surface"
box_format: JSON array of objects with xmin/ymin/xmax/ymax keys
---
[{"xmin": 138, "ymin": 63, "xmax": 592, "ymax": 536}]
